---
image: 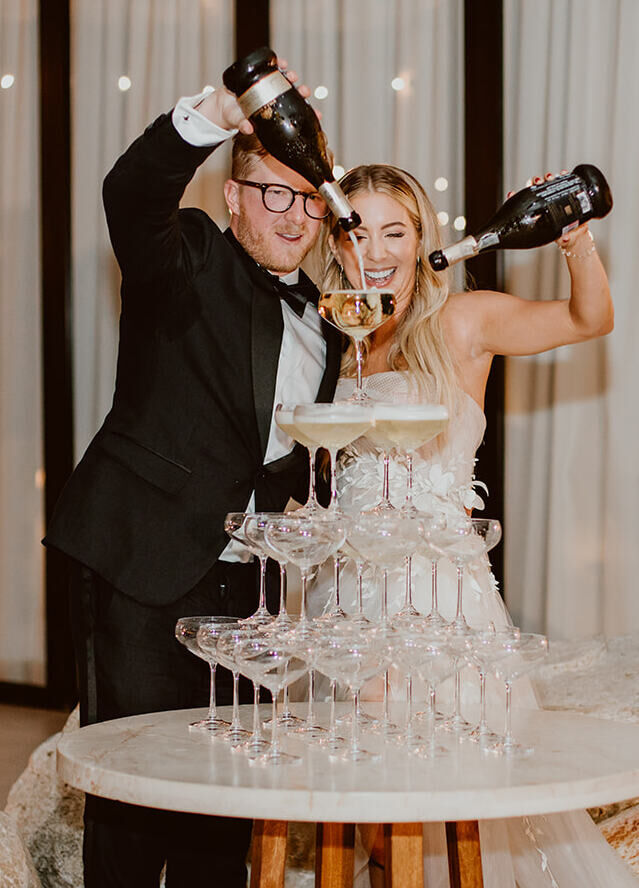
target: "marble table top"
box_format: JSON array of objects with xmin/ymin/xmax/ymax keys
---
[{"xmin": 57, "ymin": 703, "xmax": 639, "ymax": 824}]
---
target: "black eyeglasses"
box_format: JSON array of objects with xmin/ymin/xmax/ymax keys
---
[{"xmin": 234, "ymin": 179, "xmax": 330, "ymax": 219}]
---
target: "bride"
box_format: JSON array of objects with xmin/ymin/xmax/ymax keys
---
[{"xmin": 308, "ymin": 164, "xmax": 635, "ymax": 886}]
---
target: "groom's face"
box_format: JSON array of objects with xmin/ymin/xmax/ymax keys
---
[{"xmin": 224, "ymin": 154, "xmax": 323, "ymax": 275}]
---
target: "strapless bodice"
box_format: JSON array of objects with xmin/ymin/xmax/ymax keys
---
[{"xmin": 335, "ymin": 371, "xmax": 487, "ymax": 516}]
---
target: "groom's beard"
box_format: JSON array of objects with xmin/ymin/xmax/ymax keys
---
[{"xmin": 235, "ymin": 216, "xmax": 318, "ymax": 274}]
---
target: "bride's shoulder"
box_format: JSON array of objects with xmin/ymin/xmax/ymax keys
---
[{"xmin": 441, "ymin": 290, "xmax": 496, "ymax": 342}]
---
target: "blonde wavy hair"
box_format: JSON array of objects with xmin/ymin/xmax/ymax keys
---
[{"xmin": 320, "ymin": 163, "xmax": 459, "ymax": 413}]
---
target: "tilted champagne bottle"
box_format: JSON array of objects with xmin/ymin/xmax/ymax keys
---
[
  {"xmin": 429, "ymin": 164, "xmax": 613, "ymax": 271},
  {"xmin": 223, "ymin": 47, "xmax": 361, "ymax": 232}
]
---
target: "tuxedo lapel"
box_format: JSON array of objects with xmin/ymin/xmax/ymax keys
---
[
  {"xmin": 251, "ymin": 284, "xmax": 284, "ymax": 458},
  {"xmin": 316, "ymin": 319, "xmax": 344, "ymax": 403}
]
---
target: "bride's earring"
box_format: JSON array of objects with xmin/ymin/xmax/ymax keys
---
[
  {"xmin": 414, "ymin": 256, "xmax": 421, "ymax": 298},
  {"xmin": 338, "ymin": 263, "xmax": 348, "ymax": 289}
]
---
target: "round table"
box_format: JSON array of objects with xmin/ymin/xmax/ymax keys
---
[{"xmin": 57, "ymin": 704, "xmax": 639, "ymax": 887}]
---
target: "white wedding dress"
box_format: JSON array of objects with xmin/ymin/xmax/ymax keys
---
[{"xmin": 308, "ymin": 371, "xmax": 637, "ymax": 888}]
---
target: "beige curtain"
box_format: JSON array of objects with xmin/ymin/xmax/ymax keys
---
[
  {"xmin": 0, "ymin": 0, "xmax": 45, "ymax": 684},
  {"xmin": 271, "ymin": 0, "xmax": 465, "ymax": 286},
  {"xmin": 503, "ymin": 0, "xmax": 639, "ymax": 638},
  {"xmin": 71, "ymin": 0, "xmax": 235, "ymax": 456}
]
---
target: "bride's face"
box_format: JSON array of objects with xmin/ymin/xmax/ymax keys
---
[{"xmin": 330, "ymin": 191, "xmax": 420, "ymax": 312}]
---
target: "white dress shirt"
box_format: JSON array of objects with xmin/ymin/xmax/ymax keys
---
[{"xmin": 171, "ymin": 90, "xmax": 326, "ymax": 561}]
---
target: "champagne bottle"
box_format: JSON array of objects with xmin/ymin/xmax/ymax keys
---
[
  {"xmin": 429, "ymin": 164, "xmax": 613, "ymax": 271},
  {"xmin": 223, "ymin": 47, "xmax": 360, "ymax": 232}
]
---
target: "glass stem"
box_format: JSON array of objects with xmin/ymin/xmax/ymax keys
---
[
  {"xmin": 300, "ymin": 572, "xmax": 309, "ymax": 625},
  {"xmin": 258, "ymin": 556, "xmax": 268, "ymax": 612},
  {"xmin": 278, "ymin": 563, "xmax": 287, "ymax": 616},
  {"xmin": 454, "ymin": 663, "xmax": 462, "ymax": 721},
  {"xmin": 208, "ymin": 662, "xmax": 217, "ymax": 720},
  {"xmin": 356, "ymin": 561, "xmax": 364, "ymax": 616},
  {"xmin": 504, "ymin": 680, "xmax": 513, "ymax": 744},
  {"xmin": 381, "ymin": 569, "xmax": 389, "ymax": 624},
  {"xmin": 329, "ymin": 679, "xmax": 338, "ymax": 741},
  {"xmin": 479, "ymin": 671, "xmax": 488, "ymax": 732},
  {"xmin": 405, "ymin": 451, "xmax": 414, "ymax": 509},
  {"xmin": 431, "ymin": 560, "xmax": 439, "ymax": 615},
  {"xmin": 455, "ymin": 565, "xmax": 464, "ymax": 624},
  {"xmin": 355, "ymin": 340, "xmax": 364, "ymax": 398},
  {"xmin": 328, "ymin": 447, "xmax": 339, "ymax": 510},
  {"xmin": 351, "ymin": 687, "xmax": 361, "ymax": 755},
  {"xmin": 307, "ymin": 446, "xmax": 318, "ymax": 508},
  {"xmin": 252, "ymin": 682, "xmax": 263, "ymax": 739},
  {"xmin": 383, "ymin": 670, "xmax": 391, "ymax": 726},
  {"xmin": 382, "ymin": 451, "xmax": 391, "ymax": 506},
  {"xmin": 232, "ymin": 671, "xmax": 241, "ymax": 730},
  {"xmin": 306, "ymin": 669, "xmax": 316, "ymax": 726},
  {"xmin": 404, "ymin": 556, "xmax": 413, "ymax": 609},
  {"xmin": 283, "ymin": 681, "xmax": 291, "ymax": 718},
  {"xmin": 271, "ymin": 693, "xmax": 280, "ymax": 755},
  {"xmin": 333, "ymin": 555, "xmax": 341, "ymax": 610}
]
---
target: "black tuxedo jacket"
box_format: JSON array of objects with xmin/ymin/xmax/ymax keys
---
[{"xmin": 44, "ymin": 113, "xmax": 342, "ymax": 605}]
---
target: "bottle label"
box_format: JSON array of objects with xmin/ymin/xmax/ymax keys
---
[
  {"xmin": 477, "ymin": 232, "xmax": 500, "ymax": 249},
  {"xmin": 237, "ymin": 70, "xmax": 292, "ymax": 118},
  {"xmin": 442, "ymin": 236, "xmax": 479, "ymax": 265}
]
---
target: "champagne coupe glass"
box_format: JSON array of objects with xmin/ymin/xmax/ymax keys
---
[
  {"xmin": 417, "ymin": 514, "xmax": 450, "ymax": 632},
  {"xmin": 389, "ymin": 628, "xmax": 433, "ymax": 749},
  {"xmin": 308, "ymin": 630, "xmax": 351, "ymax": 752},
  {"xmin": 348, "ymin": 511, "xmax": 421, "ymax": 737},
  {"xmin": 242, "ymin": 636, "xmax": 310, "ymax": 766},
  {"xmin": 293, "ymin": 402, "xmax": 373, "ymax": 513},
  {"xmin": 466, "ymin": 624, "xmax": 509, "ymax": 748},
  {"xmin": 265, "ymin": 513, "xmax": 347, "ymax": 737},
  {"xmin": 215, "ymin": 626, "xmax": 257, "ymax": 745},
  {"xmin": 371, "ymin": 403, "xmax": 449, "ymax": 517},
  {"xmin": 412, "ymin": 636, "xmax": 457, "ymax": 759},
  {"xmin": 244, "ymin": 513, "xmax": 293, "ymax": 630},
  {"xmin": 340, "ymin": 539, "xmax": 371, "ymax": 626},
  {"xmin": 231, "ymin": 634, "xmax": 274, "ymax": 756},
  {"xmin": 314, "ymin": 549, "xmax": 348, "ymax": 625},
  {"xmin": 434, "ymin": 517, "xmax": 502, "ymax": 636},
  {"xmin": 224, "ymin": 512, "xmax": 273, "ymax": 626},
  {"xmin": 274, "ymin": 402, "xmax": 320, "ymax": 514},
  {"xmin": 175, "ymin": 615, "xmax": 238, "ymax": 732},
  {"xmin": 491, "ymin": 632, "xmax": 549, "ymax": 757},
  {"xmin": 348, "ymin": 511, "xmax": 421, "ymax": 628},
  {"xmin": 331, "ymin": 627, "xmax": 391, "ymax": 762},
  {"xmin": 317, "ymin": 290, "xmax": 395, "ymax": 402}
]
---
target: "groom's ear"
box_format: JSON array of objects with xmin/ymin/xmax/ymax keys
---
[{"xmin": 224, "ymin": 178, "xmax": 240, "ymax": 217}]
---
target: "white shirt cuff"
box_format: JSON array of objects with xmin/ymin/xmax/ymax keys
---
[{"xmin": 171, "ymin": 87, "xmax": 238, "ymax": 147}]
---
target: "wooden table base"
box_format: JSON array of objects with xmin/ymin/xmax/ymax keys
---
[
  {"xmin": 249, "ymin": 819, "xmax": 484, "ymax": 888},
  {"xmin": 446, "ymin": 820, "xmax": 484, "ymax": 888}
]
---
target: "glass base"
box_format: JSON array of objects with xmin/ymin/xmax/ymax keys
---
[
  {"xmin": 253, "ymin": 749, "xmax": 302, "ymax": 766},
  {"xmin": 492, "ymin": 738, "xmax": 534, "ymax": 757},
  {"xmin": 225, "ymin": 726, "xmax": 251, "ymax": 746},
  {"xmin": 188, "ymin": 716, "xmax": 229, "ymax": 733},
  {"xmin": 411, "ymin": 741, "xmax": 450, "ymax": 759},
  {"xmin": 442, "ymin": 714, "xmax": 475, "ymax": 737},
  {"xmin": 294, "ymin": 721, "xmax": 326, "ymax": 738},
  {"xmin": 242, "ymin": 737, "xmax": 272, "ymax": 757},
  {"xmin": 318, "ymin": 733, "xmax": 348, "ymax": 751},
  {"xmin": 264, "ymin": 711, "xmax": 304, "ymax": 730},
  {"xmin": 340, "ymin": 746, "xmax": 381, "ymax": 763},
  {"xmin": 240, "ymin": 610, "xmax": 274, "ymax": 627},
  {"xmin": 337, "ymin": 709, "xmax": 378, "ymax": 729},
  {"xmin": 314, "ymin": 607, "xmax": 348, "ymax": 624}
]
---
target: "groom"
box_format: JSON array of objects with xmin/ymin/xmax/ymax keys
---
[{"xmin": 44, "ymin": 71, "xmax": 341, "ymax": 887}]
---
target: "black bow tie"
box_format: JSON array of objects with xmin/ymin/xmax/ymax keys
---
[{"xmin": 269, "ymin": 275, "xmax": 319, "ymax": 318}]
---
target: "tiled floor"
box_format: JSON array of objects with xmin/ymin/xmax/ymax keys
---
[{"xmin": 0, "ymin": 703, "xmax": 69, "ymax": 807}]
